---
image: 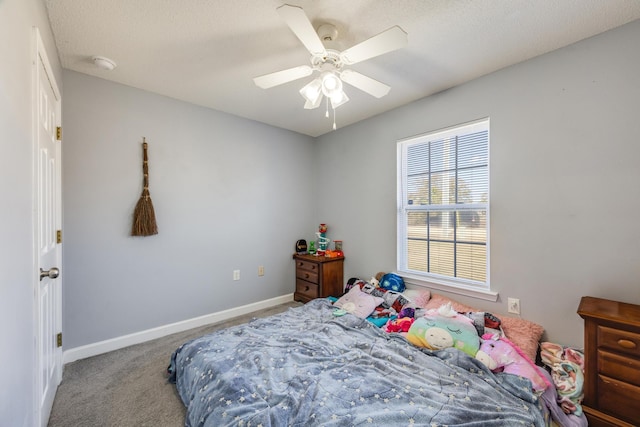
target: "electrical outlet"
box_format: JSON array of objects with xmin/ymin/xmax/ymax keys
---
[
  {"xmin": 233, "ymin": 270, "xmax": 240, "ymax": 281},
  {"xmin": 258, "ymin": 265, "xmax": 264, "ymax": 276},
  {"xmin": 507, "ymin": 297, "xmax": 520, "ymax": 315}
]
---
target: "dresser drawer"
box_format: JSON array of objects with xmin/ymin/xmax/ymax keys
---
[
  {"xmin": 597, "ymin": 374, "xmax": 640, "ymax": 425},
  {"xmin": 295, "ymin": 279, "xmax": 318, "ymax": 300},
  {"xmin": 598, "ymin": 349, "xmax": 640, "ymax": 387},
  {"xmin": 296, "ymin": 268, "xmax": 318, "ymax": 284},
  {"xmin": 598, "ymin": 326, "xmax": 640, "ymax": 358},
  {"xmin": 295, "ymin": 260, "xmax": 319, "ymax": 276}
]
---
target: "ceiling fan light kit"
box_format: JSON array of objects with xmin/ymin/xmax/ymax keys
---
[{"xmin": 254, "ymin": 4, "xmax": 407, "ymax": 130}]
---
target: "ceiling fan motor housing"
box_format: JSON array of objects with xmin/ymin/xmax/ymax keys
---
[{"xmin": 311, "ymin": 49, "xmax": 343, "ymax": 70}]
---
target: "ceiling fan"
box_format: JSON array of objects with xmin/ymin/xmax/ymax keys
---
[{"xmin": 253, "ymin": 4, "xmax": 408, "ymax": 129}]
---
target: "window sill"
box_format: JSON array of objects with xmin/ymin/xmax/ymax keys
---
[{"xmin": 399, "ymin": 272, "xmax": 499, "ymax": 302}]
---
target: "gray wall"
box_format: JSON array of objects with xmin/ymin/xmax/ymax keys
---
[
  {"xmin": 61, "ymin": 71, "xmax": 315, "ymax": 348},
  {"xmin": 315, "ymin": 20, "xmax": 640, "ymax": 347},
  {"xmin": 61, "ymin": 20, "xmax": 640, "ymax": 352},
  {"xmin": 0, "ymin": 0, "xmax": 63, "ymax": 425}
]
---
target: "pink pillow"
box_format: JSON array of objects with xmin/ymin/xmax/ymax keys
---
[
  {"xmin": 402, "ymin": 289, "xmax": 432, "ymax": 307},
  {"xmin": 423, "ymin": 294, "xmax": 544, "ymax": 361},
  {"xmin": 500, "ymin": 317, "xmax": 544, "ymax": 362},
  {"xmin": 334, "ymin": 286, "xmax": 384, "ymax": 318}
]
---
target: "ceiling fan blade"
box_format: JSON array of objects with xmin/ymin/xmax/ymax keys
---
[
  {"xmin": 340, "ymin": 26, "xmax": 408, "ymax": 65},
  {"xmin": 340, "ymin": 69, "xmax": 390, "ymax": 98},
  {"xmin": 276, "ymin": 4, "xmax": 326, "ymax": 56},
  {"xmin": 253, "ymin": 65, "xmax": 313, "ymax": 89}
]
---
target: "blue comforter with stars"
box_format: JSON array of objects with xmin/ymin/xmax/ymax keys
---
[{"xmin": 168, "ymin": 298, "xmax": 545, "ymax": 427}]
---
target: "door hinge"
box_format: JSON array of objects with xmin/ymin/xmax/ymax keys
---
[
  {"xmin": 56, "ymin": 126, "xmax": 62, "ymax": 141},
  {"xmin": 56, "ymin": 229, "xmax": 62, "ymax": 244},
  {"xmin": 56, "ymin": 333, "xmax": 62, "ymax": 348}
]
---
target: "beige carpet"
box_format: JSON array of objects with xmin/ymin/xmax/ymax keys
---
[{"xmin": 48, "ymin": 301, "xmax": 302, "ymax": 427}]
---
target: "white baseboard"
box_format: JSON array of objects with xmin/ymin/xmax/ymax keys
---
[{"xmin": 63, "ymin": 293, "xmax": 294, "ymax": 364}]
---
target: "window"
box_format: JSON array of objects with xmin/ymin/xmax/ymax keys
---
[{"xmin": 397, "ymin": 119, "xmax": 489, "ymax": 294}]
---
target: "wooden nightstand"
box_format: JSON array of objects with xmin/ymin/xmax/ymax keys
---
[
  {"xmin": 293, "ymin": 254, "xmax": 344, "ymax": 303},
  {"xmin": 577, "ymin": 296, "xmax": 640, "ymax": 427}
]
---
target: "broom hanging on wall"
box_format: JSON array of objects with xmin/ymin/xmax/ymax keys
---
[{"xmin": 131, "ymin": 137, "xmax": 158, "ymax": 236}]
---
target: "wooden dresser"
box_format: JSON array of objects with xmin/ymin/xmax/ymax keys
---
[
  {"xmin": 577, "ymin": 296, "xmax": 640, "ymax": 427},
  {"xmin": 293, "ymin": 254, "xmax": 344, "ymax": 303}
]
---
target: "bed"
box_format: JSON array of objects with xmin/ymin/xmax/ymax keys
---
[{"xmin": 168, "ymin": 295, "xmax": 555, "ymax": 426}]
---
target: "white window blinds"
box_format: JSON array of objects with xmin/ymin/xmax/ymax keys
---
[{"xmin": 397, "ymin": 119, "xmax": 489, "ymax": 288}]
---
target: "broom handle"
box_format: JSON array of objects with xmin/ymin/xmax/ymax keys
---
[{"xmin": 142, "ymin": 140, "xmax": 149, "ymax": 190}]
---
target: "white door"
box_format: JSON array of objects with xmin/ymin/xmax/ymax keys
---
[{"xmin": 34, "ymin": 28, "xmax": 62, "ymax": 427}]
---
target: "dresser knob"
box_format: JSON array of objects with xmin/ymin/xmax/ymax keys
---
[
  {"xmin": 305, "ymin": 286, "xmax": 309, "ymax": 291},
  {"xmin": 617, "ymin": 339, "xmax": 637, "ymax": 349},
  {"xmin": 305, "ymin": 273, "xmax": 309, "ymax": 279}
]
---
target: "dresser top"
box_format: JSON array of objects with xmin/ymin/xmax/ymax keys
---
[
  {"xmin": 578, "ymin": 296, "xmax": 640, "ymax": 328},
  {"xmin": 293, "ymin": 253, "xmax": 344, "ymax": 263}
]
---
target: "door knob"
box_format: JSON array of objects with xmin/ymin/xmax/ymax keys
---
[{"xmin": 40, "ymin": 267, "xmax": 60, "ymax": 281}]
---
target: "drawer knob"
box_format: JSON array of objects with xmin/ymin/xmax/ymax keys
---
[
  {"xmin": 305, "ymin": 286, "xmax": 309, "ymax": 291},
  {"xmin": 305, "ymin": 273, "xmax": 309, "ymax": 279},
  {"xmin": 617, "ymin": 339, "xmax": 637, "ymax": 349}
]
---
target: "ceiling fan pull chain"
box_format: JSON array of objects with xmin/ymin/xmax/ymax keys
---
[
  {"xmin": 333, "ymin": 107, "xmax": 337, "ymax": 130},
  {"xmin": 325, "ymin": 97, "xmax": 330, "ymax": 118}
]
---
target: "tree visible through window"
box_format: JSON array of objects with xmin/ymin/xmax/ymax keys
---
[{"xmin": 397, "ymin": 119, "xmax": 489, "ymax": 288}]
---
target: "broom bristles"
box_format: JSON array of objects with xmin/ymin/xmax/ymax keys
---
[{"xmin": 131, "ymin": 189, "xmax": 158, "ymax": 236}]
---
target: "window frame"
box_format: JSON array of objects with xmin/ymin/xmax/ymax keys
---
[{"xmin": 396, "ymin": 118, "xmax": 496, "ymax": 301}]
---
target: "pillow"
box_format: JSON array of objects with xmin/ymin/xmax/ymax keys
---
[
  {"xmin": 500, "ymin": 317, "xmax": 544, "ymax": 362},
  {"xmin": 334, "ymin": 286, "xmax": 384, "ymax": 318},
  {"xmin": 406, "ymin": 304, "xmax": 480, "ymax": 357},
  {"xmin": 359, "ymin": 282, "xmax": 411, "ymax": 313},
  {"xmin": 423, "ymin": 293, "xmax": 544, "ymax": 361},
  {"xmin": 402, "ymin": 289, "xmax": 431, "ymax": 307}
]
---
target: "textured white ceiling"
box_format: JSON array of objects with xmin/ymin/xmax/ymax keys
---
[{"xmin": 45, "ymin": 0, "xmax": 640, "ymax": 137}]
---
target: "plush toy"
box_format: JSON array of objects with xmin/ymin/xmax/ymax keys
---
[
  {"xmin": 385, "ymin": 317, "xmax": 415, "ymax": 333},
  {"xmin": 406, "ymin": 303, "xmax": 480, "ymax": 357},
  {"xmin": 379, "ymin": 273, "xmax": 405, "ymax": 293},
  {"xmin": 369, "ymin": 276, "xmax": 380, "ymax": 287},
  {"xmin": 476, "ymin": 333, "xmax": 551, "ymax": 392},
  {"xmin": 398, "ymin": 307, "xmax": 415, "ymax": 319}
]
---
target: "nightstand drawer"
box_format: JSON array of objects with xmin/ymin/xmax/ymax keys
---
[
  {"xmin": 296, "ymin": 268, "xmax": 318, "ymax": 284},
  {"xmin": 295, "ymin": 259, "xmax": 318, "ymax": 273},
  {"xmin": 598, "ymin": 326, "xmax": 640, "ymax": 358},
  {"xmin": 597, "ymin": 375, "xmax": 640, "ymax": 425},
  {"xmin": 295, "ymin": 279, "xmax": 318, "ymax": 300},
  {"xmin": 598, "ymin": 349, "xmax": 640, "ymax": 387}
]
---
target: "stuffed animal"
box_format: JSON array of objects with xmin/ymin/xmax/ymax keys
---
[
  {"xmin": 379, "ymin": 273, "xmax": 405, "ymax": 292},
  {"xmin": 476, "ymin": 333, "xmax": 551, "ymax": 392},
  {"xmin": 398, "ymin": 307, "xmax": 415, "ymax": 319},
  {"xmin": 385, "ymin": 317, "xmax": 415, "ymax": 333},
  {"xmin": 406, "ymin": 303, "xmax": 480, "ymax": 357}
]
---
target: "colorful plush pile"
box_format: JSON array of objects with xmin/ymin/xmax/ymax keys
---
[{"xmin": 540, "ymin": 342, "xmax": 585, "ymax": 416}]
